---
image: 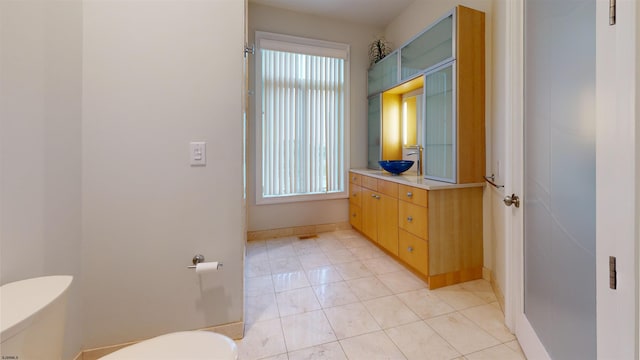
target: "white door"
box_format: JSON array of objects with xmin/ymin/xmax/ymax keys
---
[{"xmin": 506, "ymin": 0, "xmax": 638, "ymax": 358}]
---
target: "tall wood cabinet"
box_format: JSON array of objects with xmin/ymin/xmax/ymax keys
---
[{"xmin": 366, "ymin": 6, "xmax": 485, "ymax": 185}]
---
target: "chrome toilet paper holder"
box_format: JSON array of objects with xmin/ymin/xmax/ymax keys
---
[{"xmin": 187, "ymin": 254, "xmax": 222, "ymax": 270}]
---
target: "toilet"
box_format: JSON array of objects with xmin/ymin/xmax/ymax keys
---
[
  {"xmin": 99, "ymin": 330, "xmax": 238, "ymax": 359},
  {"xmin": 1, "ymin": 276, "xmax": 74, "ymax": 359},
  {"xmin": 0, "ymin": 276, "xmax": 237, "ymax": 360}
]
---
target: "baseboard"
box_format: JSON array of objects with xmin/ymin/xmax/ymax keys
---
[
  {"xmin": 247, "ymin": 222, "xmax": 351, "ymax": 241},
  {"xmin": 81, "ymin": 341, "xmax": 138, "ymax": 360},
  {"xmin": 80, "ymin": 321, "xmax": 244, "ymax": 360},
  {"xmin": 427, "ymin": 267, "xmax": 484, "ymax": 289},
  {"xmin": 202, "ymin": 321, "xmax": 244, "ymax": 340}
]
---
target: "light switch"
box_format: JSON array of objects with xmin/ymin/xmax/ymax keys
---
[{"xmin": 190, "ymin": 142, "xmax": 206, "ymax": 166}]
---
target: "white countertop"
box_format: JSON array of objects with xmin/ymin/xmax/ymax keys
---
[{"xmin": 350, "ymin": 168, "xmax": 485, "ymax": 191}]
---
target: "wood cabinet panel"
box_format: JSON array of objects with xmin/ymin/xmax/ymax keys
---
[
  {"xmin": 349, "ymin": 204, "xmax": 362, "ymax": 231},
  {"xmin": 399, "ymin": 229, "xmax": 428, "ymax": 276},
  {"xmin": 362, "ymin": 189, "xmax": 378, "ymax": 242},
  {"xmin": 350, "ymin": 172, "xmax": 362, "ymax": 186},
  {"xmin": 428, "ymin": 187, "xmax": 483, "ymax": 276},
  {"xmin": 377, "ymin": 193, "xmax": 398, "ymax": 255},
  {"xmin": 456, "ymin": 6, "xmax": 486, "ymax": 184},
  {"xmin": 362, "ymin": 176, "xmax": 378, "ymax": 191},
  {"xmin": 399, "ymin": 201, "xmax": 428, "ymax": 239},
  {"xmin": 398, "ymin": 184, "xmax": 427, "ymax": 207},
  {"xmin": 350, "ymin": 184, "xmax": 362, "ymax": 207},
  {"xmin": 377, "ymin": 179, "xmax": 398, "ymax": 198}
]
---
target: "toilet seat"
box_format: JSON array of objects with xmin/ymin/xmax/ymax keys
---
[{"xmin": 99, "ymin": 331, "xmax": 238, "ymax": 359}]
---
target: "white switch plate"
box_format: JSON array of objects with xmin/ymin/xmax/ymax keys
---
[{"xmin": 190, "ymin": 142, "xmax": 206, "ymax": 166}]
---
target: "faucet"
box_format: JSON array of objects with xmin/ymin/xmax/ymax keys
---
[{"xmin": 406, "ymin": 147, "xmax": 423, "ymax": 176}]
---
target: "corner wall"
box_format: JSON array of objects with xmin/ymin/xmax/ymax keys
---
[
  {"xmin": 81, "ymin": 0, "xmax": 245, "ymax": 348},
  {"xmin": 0, "ymin": 1, "xmax": 84, "ymax": 358},
  {"xmin": 247, "ymin": 4, "xmax": 382, "ymax": 231}
]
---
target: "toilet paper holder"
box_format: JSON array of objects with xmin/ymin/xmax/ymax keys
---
[{"xmin": 187, "ymin": 254, "xmax": 223, "ymax": 270}]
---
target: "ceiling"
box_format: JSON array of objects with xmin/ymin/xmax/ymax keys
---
[{"xmin": 248, "ymin": 0, "xmax": 415, "ymax": 27}]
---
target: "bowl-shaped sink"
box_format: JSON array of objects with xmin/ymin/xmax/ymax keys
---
[{"xmin": 378, "ymin": 160, "xmax": 414, "ymax": 175}]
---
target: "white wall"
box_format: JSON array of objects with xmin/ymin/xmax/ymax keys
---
[
  {"xmin": 0, "ymin": 1, "xmax": 84, "ymax": 358},
  {"xmin": 384, "ymin": 0, "xmax": 506, "ymax": 295},
  {"xmin": 247, "ymin": 4, "xmax": 383, "ymax": 231},
  {"xmin": 82, "ymin": 0, "xmax": 245, "ymax": 348}
]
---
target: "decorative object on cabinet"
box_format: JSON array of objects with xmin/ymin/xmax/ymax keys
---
[{"xmin": 368, "ymin": 36, "xmax": 392, "ymax": 66}]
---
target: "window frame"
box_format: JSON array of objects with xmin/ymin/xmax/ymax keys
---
[{"xmin": 255, "ymin": 31, "xmax": 350, "ymax": 205}]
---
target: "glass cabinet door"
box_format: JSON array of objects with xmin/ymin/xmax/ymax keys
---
[
  {"xmin": 424, "ymin": 63, "xmax": 455, "ymax": 182},
  {"xmin": 367, "ymin": 52, "xmax": 398, "ymax": 95},
  {"xmin": 401, "ymin": 14, "xmax": 453, "ymax": 81},
  {"xmin": 367, "ymin": 95, "xmax": 382, "ymax": 169}
]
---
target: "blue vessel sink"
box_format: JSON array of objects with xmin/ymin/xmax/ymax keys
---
[{"xmin": 378, "ymin": 160, "xmax": 414, "ymax": 175}]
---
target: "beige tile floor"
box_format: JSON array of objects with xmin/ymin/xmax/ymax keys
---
[{"xmin": 238, "ymin": 230, "xmax": 526, "ymax": 360}]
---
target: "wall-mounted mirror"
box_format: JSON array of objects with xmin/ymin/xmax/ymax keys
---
[{"xmin": 401, "ymin": 89, "xmax": 423, "ymax": 174}]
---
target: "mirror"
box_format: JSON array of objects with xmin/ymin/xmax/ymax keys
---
[{"xmin": 401, "ymin": 89, "xmax": 423, "ymax": 147}]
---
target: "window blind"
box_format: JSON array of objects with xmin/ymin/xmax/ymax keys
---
[{"xmin": 260, "ymin": 48, "xmax": 345, "ymax": 198}]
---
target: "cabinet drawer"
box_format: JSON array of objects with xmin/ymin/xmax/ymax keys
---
[
  {"xmin": 399, "ymin": 230, "xmax": 428, "ymax": 276},
  {"xmin": 350, "ymin": 184, "xmax": 362, "ymax": 207},
  {"xmin": 377, "ymin": 179, "xmax": 398, "ymax": 198},
  {"xmin": 398, "ymin": 184, "xmax": 427, "ymax": 207},
  {"xmin": 362, "ymin": 175, "xmax": 378, "ymax": 191},
  {"xmin": 349, "ymin": 172, "xmax": 362, "ymax": 186},
  {"xmin": 349, "ymin": 204, "xmax": 362, "ymax": 231},
  {"xmin": 398, "ymin": 201, "xmax": 428, "ymax": 239}
]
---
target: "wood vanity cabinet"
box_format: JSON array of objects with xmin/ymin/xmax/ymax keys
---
[{"xmin": 348, "ymin": 171, "xmax": 483, "ymax": 289}]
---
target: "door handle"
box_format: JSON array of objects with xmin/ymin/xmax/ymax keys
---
[{"xmin": 503, "ymin": 194, "xmax": 520, "ymax": 208}]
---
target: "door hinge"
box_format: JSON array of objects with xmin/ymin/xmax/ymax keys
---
[
  {"xmin": 609, "ymin": 256, "xmax": 617, "ymax": 289},
  {"xmin": 609, "ymin": 0, "xmax": 616, "ymax": 26},
  {"xmin": 244, "ymin": 44, "xmax": 255, "ymax": 57}
]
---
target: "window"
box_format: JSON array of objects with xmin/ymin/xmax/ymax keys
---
[{"xmin": 256, "ymin": 32, "xmax": 349, "ymax": 204}]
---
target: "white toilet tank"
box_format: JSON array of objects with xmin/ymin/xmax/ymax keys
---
[{"xmin": 0, "ymin": 276, "xmax": 73, "ymax": 360}]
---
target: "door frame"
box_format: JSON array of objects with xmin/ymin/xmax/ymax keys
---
[{"xmin": 504, "ymin": 0, "xmax": 639, "ymax": 358}]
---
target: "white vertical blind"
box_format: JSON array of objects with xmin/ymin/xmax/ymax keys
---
[{"xmin": 260, "ymin": 47, "xmax": 345, "ymax": 198}]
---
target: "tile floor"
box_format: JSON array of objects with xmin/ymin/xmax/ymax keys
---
[{"xmin": 237, "ymin": 229, "xmax": 526, "ymax": 360}]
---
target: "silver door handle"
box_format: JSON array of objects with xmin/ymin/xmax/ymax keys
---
[
  {"xmin": 407, "ymin": 246, "xmax": 414, "ymax": 253},
  {"xmin": 407, "ymin": 192, "xmax": 413, "ymax": 198},
  {"xmin": 407, "ymin": 216, "xmax": 413, "ymax": 222},
  {"xmin": 503, "ymin": 194, "xmax": 520, "ymax": 208}
]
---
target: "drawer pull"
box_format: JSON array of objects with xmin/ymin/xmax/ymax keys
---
[
  {"xmin": 407, "ymin": 192, "xmax": 413, "ymax": 198},
  {"xmin": 352, "ymin": 176, "xmax": 357, "ymax": 181},
  {"xmin": 407, "ymin": 216, "xmax": 413, "ymax": 222},
  {"xmin": 371, "ymin": 193, "xmax": 377, "ymax": 198},
  {"xmin": 407, "ymin": 246, "xmax": 414, "ymax": 253},
  {"xmin": 352, "ymin": 213, "xmax": 356, "ymax": 218}
]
